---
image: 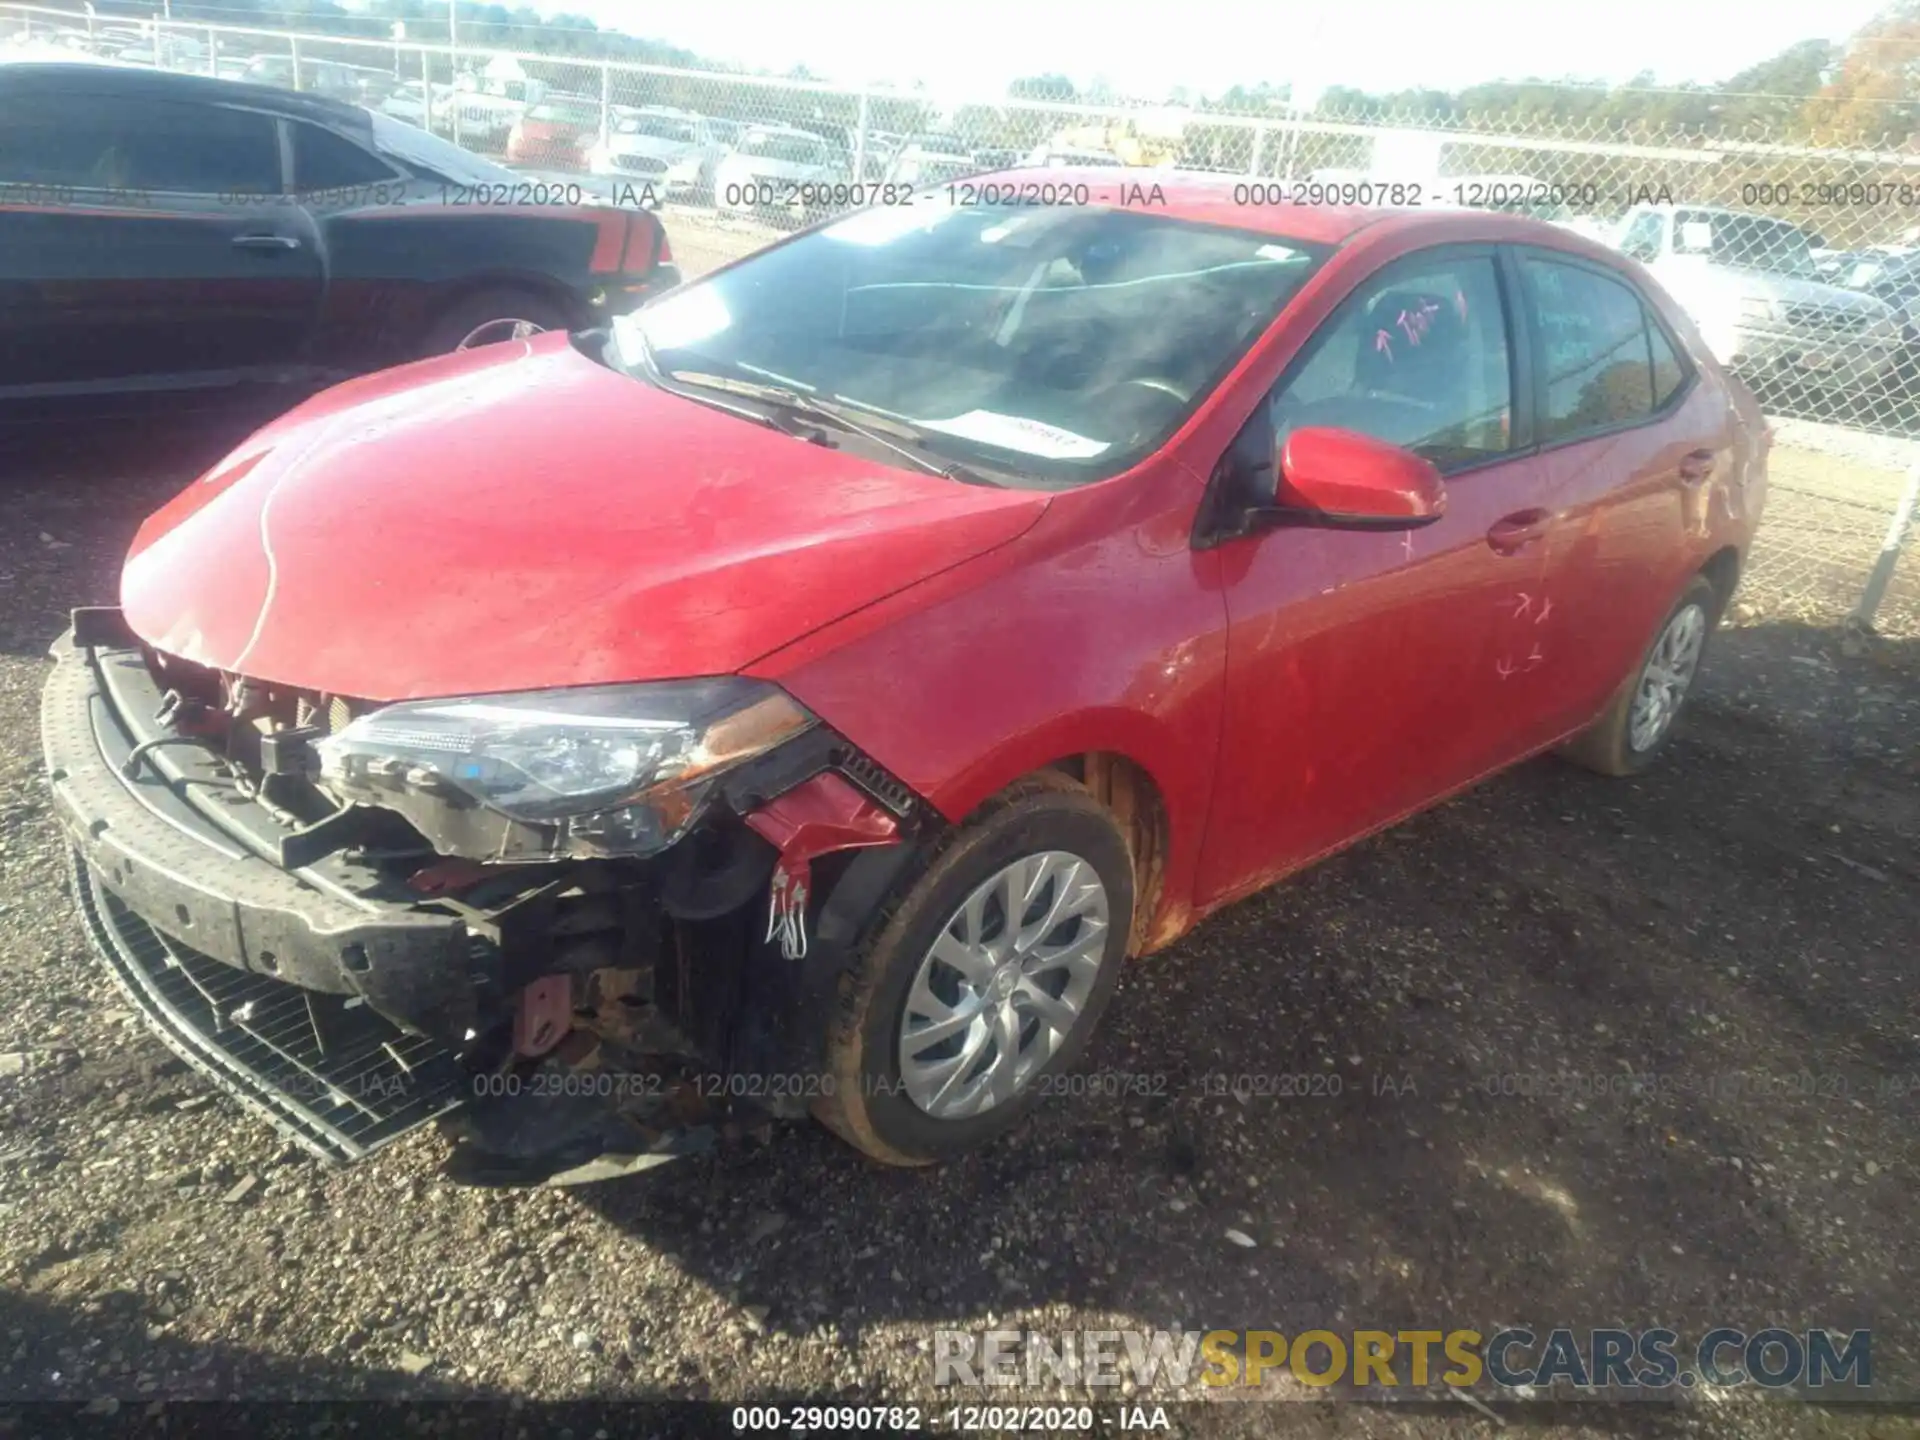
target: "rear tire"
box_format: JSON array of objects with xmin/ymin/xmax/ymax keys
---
[
  {"xmin": 422, "ymin": 289, "xmax": 572, "ymax": 357},
  {"xmin": 812, "ymin": 774, "xmax": 1134, "ymax": 1166},
  {"xmin": 1559, "ymin": 574, "xmax": 1720, "ymax": 777}
]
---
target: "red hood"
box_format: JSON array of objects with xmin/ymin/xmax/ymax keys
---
[{"xmin": 122, "ymin": 335, "xmax": 1048, "ymax": 700}]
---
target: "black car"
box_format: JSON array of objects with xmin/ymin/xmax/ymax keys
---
[{"xmin": 0, "ymin": 63, "xmax": 680, "ymax": 430}]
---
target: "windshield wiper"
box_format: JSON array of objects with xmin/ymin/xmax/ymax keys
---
[
  {"xmin": 664, "ymin": 370, "xmax": 999, "ymax": 487},
  {"xmin": 606, "ymin": 327, "xmax": 837, "ymax": 443}
]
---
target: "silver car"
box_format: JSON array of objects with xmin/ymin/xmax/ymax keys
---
[
  {"xmin": 713, "ymin": 125, "xmax": 850, "ymax": 223},
  {"xmin": 587, "ymin": 107, "xmax": 725, "ymax": 199}
]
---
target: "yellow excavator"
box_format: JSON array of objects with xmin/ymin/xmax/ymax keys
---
[{"xmin": 1039, "ymin": 120, "xmax": 1181, "ymax": 167}]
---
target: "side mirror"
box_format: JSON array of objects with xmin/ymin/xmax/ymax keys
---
[{"xmin": 1264, "ymin": 426, "xmax": 1447, "ymax": 530}]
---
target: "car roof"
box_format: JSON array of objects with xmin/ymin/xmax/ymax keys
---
[
  {"xmin": 963, "ymin": 168, "xmax": 1624, "ymax": 250},
  {"xmin": 0, "ymin": 60, "xmax": 371, "ymax": 130}
]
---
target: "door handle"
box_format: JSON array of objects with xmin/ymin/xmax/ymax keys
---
[
  {"xmin": 232, "ymin": 233, "xmax": 302, "ymax": 251},
  {"xmin": 1679, "ymin": 448, "xmax": 1716, "ymax": 485},
  {"xmin": 1486, "ymin": 508, "xmax": 1550, "ymax": 555}
]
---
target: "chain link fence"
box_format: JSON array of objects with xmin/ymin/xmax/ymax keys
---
[{"xmin": 4, "ymin": 2, "xmax": 1918, "ymax": 635}]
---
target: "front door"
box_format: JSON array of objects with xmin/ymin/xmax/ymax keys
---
[
  {"xmin": 0, "ymin": 89, "xmax": 323, "ymax": 401},
  {"xmin": 1195, "ymin": 246, "xmax": 1557, "ymax": 910}
]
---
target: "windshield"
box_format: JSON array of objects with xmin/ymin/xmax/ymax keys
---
[
  {"xmin": 741, "ymin": 132, "xmax": 824, "ymax": 163},
  {"xmin": 610, "ymin": 202, "xmax": 1328, "ymax": 488},
  {"xmin": 622, "ymin": 114, "xmax": 697, "ymax": 142},
  {"xmin": 530, "ymin": 99, "xmax": 599, "ymax": 125},
  {"xmin": 368, "ymin": 112, "xmax": 517, "ymax": 186},
  {"xmin": 1677, "ymin": 210, "xmax": 1819, "ymax": 280}
]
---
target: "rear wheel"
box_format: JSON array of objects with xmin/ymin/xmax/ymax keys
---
[
  {"xmin": 1559, "ymin": 574, "xmax": 1719, "ymax": 776},
  {"xmin": 813, "ymin": 775, "xmax": 1134, "ymax": 1165},
  {"xmin": 422, "ymin": 289, "xmax": 571, "ymax": 357}
]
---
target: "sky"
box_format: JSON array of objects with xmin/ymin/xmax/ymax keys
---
[{"xmin": 571, "ymin": 0, "xmax": 1893, "ymax": 103}]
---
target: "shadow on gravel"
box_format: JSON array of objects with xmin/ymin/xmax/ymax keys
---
[
  {"xmin": 0, "ymin": 1287, "xmax": 498, "ymax": 1402},
  {"xmin": 0, "ymin": 416, "xmax": 266, "ymax": 661},
  {"xmin": 568, "ymin": 619, "xmax": 1918, "ymax": 1396}
]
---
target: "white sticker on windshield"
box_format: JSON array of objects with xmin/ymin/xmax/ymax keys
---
[
  {"xmin": 915, "ymin": 410, "xmax": 1111, "ymax": 459},
  {"xmin": 1680, "ymin": 221, "xmax": 1714, "ymax": 252}
]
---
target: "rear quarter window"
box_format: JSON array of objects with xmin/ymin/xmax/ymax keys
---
[
  {"xmin": 292, "ymin": 124, "xmax": 398, "ymax": 190},
  {"xmin": 1521, "ymin": 256, "xmax": 1662, "ymax": 441}
]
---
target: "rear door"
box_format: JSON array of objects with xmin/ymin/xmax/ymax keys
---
[
  {"xmin": 1506, "ymin": 247, "xmax": 1728, "ymax": 740},
  {"xmin": 0, "ymin": 87, "xmax": 324, "ymax": 401}
]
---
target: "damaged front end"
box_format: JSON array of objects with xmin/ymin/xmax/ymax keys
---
[{"xmin": 42, "ymin": 608, "xmax": 932, "ymax": 1186}]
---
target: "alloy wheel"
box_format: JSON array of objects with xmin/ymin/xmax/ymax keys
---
[
  {"xmin": 897, "ymin": 850, "xmax": 1110, "ymax": 1120},
  {"xmin": 1628, "ymin": 601, "xmax": 1707, "ymax": 753},
  {"xmin": 455, "ymin": 318, "xmax": 548, "ymax": 350}
]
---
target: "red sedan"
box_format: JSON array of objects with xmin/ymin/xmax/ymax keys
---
[
  {"xmin": 504, "ymin": 94, "xmax": 602, "ymax": 168},
  {"xmin": 44, "ymin": 175, "xmax": 1767, "ymax": 1184}
]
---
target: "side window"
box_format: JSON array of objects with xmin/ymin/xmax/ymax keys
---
[
  {"xmin": 292, "ymin": 123, "xmax": 398, "ymax": 189},
  {"xmin": 1648, "ymin": 315, "xmax": 1686, "ymax": 407},
  {"xmin": 1522, "ymin": 258, "xmax": 1657, "ymax": 441},
  {"xmin": 1619, "ymin": 211, "xmax": 1664, "ymax": 263},
  {"xmin": 1270, "ymin": 253, "xmax": 1513, "ymax": 470},
  {"xmin": 0, "ymin": 94, "xmax": 278, "ymax": 194}
]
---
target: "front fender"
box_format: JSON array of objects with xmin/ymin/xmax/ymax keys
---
[{"xmin": 750, "ymin": 485, "xmax": 1230, "ymax": 952}]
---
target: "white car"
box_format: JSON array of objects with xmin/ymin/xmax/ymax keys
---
[
  {"xmin": 713, "ymin": 125, "xmax": 849, "ymax": 223},
  {"xmin": 112, "ymin": 34, "xmax": 204, "ymax": 69},
  {"xmin": 884, "ymin": 145, "xmax": 978, "ymax": 188},
  {"xmin": 1616, "ymin": 204, "xmax": 1901, "ymax": 389},
  {"xmin": 380, "ymin": 79, "xmax": 455, "ymax": 129},
  {"xmin": 1023, "ymin": 143, "xmax": 1127, "ymax": 168},
  {"xmin": 587, "ymin": 107, "xmax": 726, "ymax": 199}
]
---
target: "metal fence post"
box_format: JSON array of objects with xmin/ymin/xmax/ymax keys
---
[
  {"xmin": 1249, "ymin": 123, "xmax": 1266, "ymax": 177},
  {"xmin": 450, "ymin": 41, "xmax": 463, "ymax": 148},
  {"xmin": 422, "ymin": 48, "xmax": 433, "ymax": 134},
  {"xmin": 1853, "ymin": 461, "xmax": 1920, "ymax": 630},
  {"xmin": 289, "ymin": 33, "xmax": 301, "ymax": 91},
  {"xmin": 600, "ymin": 61, "xmax": 612, "ymax": 150},
  {"xmin": 853, "ymin": 88, "xmax": 871, "ymax": 183}
]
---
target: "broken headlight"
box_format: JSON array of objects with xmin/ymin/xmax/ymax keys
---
[{"xmin": 314, "ymin": 679, "xmax": 815, "ymax": 862}]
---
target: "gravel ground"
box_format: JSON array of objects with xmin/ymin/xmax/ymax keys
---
[{"xmin": 2, "ymin": 399, "xmax": 1917, "ymax": 1437}]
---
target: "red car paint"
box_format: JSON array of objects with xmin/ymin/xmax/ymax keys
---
[
  {"xmin": 118, "ymin": 177, "xmax": 1766, "ymax": 956},
  {"xmin": 121, "ymin": 338, "xmax": 1050, "ymax": 699},
  {"xmin": 505, "ymin": 112, "xmax": 596, "ymax": 169}
]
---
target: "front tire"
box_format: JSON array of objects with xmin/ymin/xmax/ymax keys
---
[
  {"xmin": 1559, "ymin": 574, "xmax": 1719, "ymax": 776},
  {"xmin": 813, "ymin": 774, "xmax": 1134, "ymax": 1166}
]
